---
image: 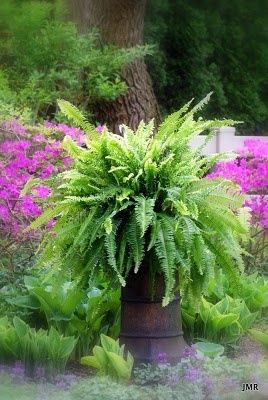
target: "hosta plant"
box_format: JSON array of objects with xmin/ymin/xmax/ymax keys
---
[
  {"xmin": 0, "ymin": 316, "xmax": 76, "ymax": 377},
  {"xmin": 182, "ymin": 295, "xmax": 257, "ymax": 345},
  {"xmin": 195, "ymin": 342, "xmax": 224, "ymax": 358},
  {"xmin": 7, "ymin": 275, "xmax": 120, "ymax": 358},
  {"xmin": 28, "ymin": 93, "xmax": 247, "ymax": 306},
  {"xmin": 81, "ymin": 334, "xmax": 134, "ymax": 381}
]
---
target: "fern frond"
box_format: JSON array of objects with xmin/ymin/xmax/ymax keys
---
[
  {"xmin": 126, "ymin": 214, "xmax": 145, "ymax": 274},
  {"xmin": 57, "ymin": 99, "xmax": 98, "ymax": 139},
  {"xmin": 176, "ymin": 216, "xmax": 200, "ymax": 247},
  {"xmin": 25, "ymin": 203, "xmax": 68, "ymax": 231},
  {"xmin": 154, "ymin": 215, "xmax": 177, "ymax": 306},
  {"xmin": 135, "ymin": 119, "xmax": 154, "ymax": 141},
  {"xmin": 134, "ymin": 196, "xmax": 156, "ymax": 237},
  {"xmin": 188, "ymin": 92, "xmax": 213, "ymax": 116},
  {"xmin": 104, "ymin": 220, "xmax": 126, "ymax": 286},
  {"xmin": 117, "ymin": 227, "xmax": 128, "ymax": 274},
  {"xmin": 61, "ymin": 135, "xmax": 87, "ymax": 160},
  {"xmin": 157, "ymin": 98, "xmax": 194, "ymax": 139},
  {"xmin": 147, "ymin": 217, "xmax": 160, "ymax": 251}
]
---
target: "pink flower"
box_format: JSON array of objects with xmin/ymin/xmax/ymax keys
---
[
  {"xmin": 33, "ymin": 185, "xmax": 51, "ymax": 198},
  {"xmin": 3, "ymin": 120, "xmax": 27, "ymax": 136},
  {"xmin": 40, "ymin": 164, "xmax": 55, "ymax": 178},
  {"xmin": 21, "ymin": 196, "xmax": 41, "ymax": 217},
  {"xmin": 0, "ymin": 205, "xmax": 9, "ymax": 222},
  {"xmin": 96, "ymin": 124, "xmax": 105, "ymax": 133},
  {"xmin": 208, "ymin": 139, "xmax": 268, "ymax": 231},
  {"xmin": 32, "ymin": 134, "xmax": 46, "ymax": 143}
]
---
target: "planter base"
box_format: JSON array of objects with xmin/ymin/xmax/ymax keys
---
[
  {"xmin": 120, "ymin": 334, "xmax": 187, "ymax": 365},
  {"xmin": 120, "ymin": 264, "xmax": 188, "ymax": 365}
]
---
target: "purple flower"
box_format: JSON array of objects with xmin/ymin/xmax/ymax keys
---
[
  {"xmin": 33, "ymin": 134, "xmax": 46, "ymax": 142},
  {"xmin": 0, "ymin": 118, "xmax": 83, "ymax": 241},
  {"xmin": 33, "ymin": 185, "xmax": 51, "ymax": 198},
  {"xmin": 11, "ymin": 361, "xmax": 25, "ymax": 380},
  {"xmin": 40, "ymin": 164, "xmax": 55, "ymax": 178},
  {"xmin": 156, "ymin": 352, "xmax": 169, "ymax": 364},
  {"xmin": 207, "ymin": 139, "xmax": 268, "ymax": 232},
  {"xmin": 3, "ymin": 120, "xmax": 27, "ymax": 136},
  {"xmin": 222, "ymin": 377, "xmax": 238, "ymax": 389},
  {"xmin": 21, "ymin": 196, "xmax": 41, "ymax": 216},
  {"xmin": 56, "ymin": 380, "xmax": 67, "ymax": 389},
  {"xmin": 96, "ymin": 124, "xmax": 105, "ymax": 133},
  {"xmin": 182, "ymin": 345, "xmax": 197, "ymax": 359}
]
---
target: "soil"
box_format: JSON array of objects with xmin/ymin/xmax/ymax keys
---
[{"xmin": 66, "ymin": 361, "xmax": 94, "ymax": 378}]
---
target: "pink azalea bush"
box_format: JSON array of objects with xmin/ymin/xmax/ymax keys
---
[
  {"xmin": 0, "ymin": 120, "xmax": 86, "ymax": 242},
  {"xmin": 208, "ymin": 139, "xmax": 268, "ymax": 232}
]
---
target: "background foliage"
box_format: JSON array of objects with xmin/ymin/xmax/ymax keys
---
[
  {"xmin": 145, "ymin": 0, "xmax": 268, "ymax": 133},
  {"xmin": 0, "ymin": 0, "xmax": 148, "ymax": 123}
]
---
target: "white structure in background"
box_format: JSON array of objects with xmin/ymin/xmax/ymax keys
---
[{"xmin": 190, "ymin": 127, "xmax": 268, "ymax": 154}]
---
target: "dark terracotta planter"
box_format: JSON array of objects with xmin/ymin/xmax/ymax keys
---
[{"xmin": 120, "ymin": 259, "xmax": 187, "ymax": 364}]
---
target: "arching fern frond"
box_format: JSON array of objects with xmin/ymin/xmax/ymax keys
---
[
  {"xmin": 134, "ymin": 196, "xmax": 156, "ymax": 237},
  {"xmin": 126, "ymin": 214, "xmax": 145, "ymax": 274},
  {"xmin": 58, "ymin": 99, "xmax": 98, "ymax": 139},
  {"xmin": 104, "ymin": 220, "xmax": 126, "ymax": 286},
  {"xmin": 154, "ymin": 215, "xmax": 177, "ymax": 306}
]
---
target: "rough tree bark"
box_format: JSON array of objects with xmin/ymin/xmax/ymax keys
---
[{"xmin": 69, "ymin": 0, "xmax": 160, "ymax": 133}]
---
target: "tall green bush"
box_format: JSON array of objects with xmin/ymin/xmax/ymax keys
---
[
  {"xmin": 0, "ymin": 0, "xmax": 148, "ymax": 122},
  {"xmin": 145, "ymin": 0, "xmax": 268, "ymax": 133}
]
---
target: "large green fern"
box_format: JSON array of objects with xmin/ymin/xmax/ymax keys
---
[{"xmin": 29, "ymin": 96, "xmax": 247, "ymax": 306}]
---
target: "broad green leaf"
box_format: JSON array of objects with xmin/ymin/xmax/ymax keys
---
[
  {"xmin": 199, "ymin": 297, "xmax": 212, "ymax": 325},
  {"xmin": 212, "ymin": 313, "xmax": 238, "ymax": 332},
  {"xmin": 93, "ymin": 346, "xmax": 109, "ymax": 370},
  {"xmin": 105, "ymin": 351, "xmax": 131, "ymax": 380},
  {"xmin": 13, "ymin": 317, "xmax": 28, "ymax": 337},
  {"xmin": 81, "ymin": 355, "xmax": 101, "ymax": 369},
  {"xmin": 195, "ymin": 341, "xmax": 224, "ymax": 358},
  {"xmin": 100, "ymin": 334, "xmax": 120, "ymax": 353}
]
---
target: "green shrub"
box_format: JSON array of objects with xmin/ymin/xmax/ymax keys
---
[
  {"xmin": 0, "ymin": 0, "xmax": 149, "ymax": 122},
  {"xmin": 209, "ymin": 272, "xmax": 268, "ymax": 315},
  {"xmin": 6, "ymin": 274, "xmax": 120, "ymax": 359},
  {"xmin": 0, "ymin": 316, "xmax": 76, "ymax": 377},
  {"xmin": 145, "ymin": 0, "xmax": 268, "ymax": 133},
  {"xmin": 182, "ymin": 295, "xmax": 257, "ymax": 344}
]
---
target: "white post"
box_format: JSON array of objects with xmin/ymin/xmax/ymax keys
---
[{"xmin": 218, "ymin": 127, "xmax": 236, "ymax": 152}]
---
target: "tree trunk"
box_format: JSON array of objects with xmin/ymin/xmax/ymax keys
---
[{"xmin": 69, "ymin": 0, "xmax": 160, "ymax": 133}]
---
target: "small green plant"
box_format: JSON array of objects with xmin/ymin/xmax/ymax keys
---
[
  {"xmin": 206, "ymin": 271, "xmax": 268, "ymax": 315},
  {"xmin": 7, "ymin": 275, "xmax": 120, "ymax": 359},
  {"xmin": 81, "ymin": 334, "xmax": 134, "ymax": 381},
  {"xmin": 0, "ymin": 316, "xmax": 76, "ymax": 377},
  {"xmin": 229, "ymin": 273, "xmax": 268, "ymax": 315},
  {"xmin": 195, "ymin": 342, "xmax": 224, "ymax": 358},
  {"xmin": 183, "ymin": 295, "xmax": 257, "ymax": 344}
]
